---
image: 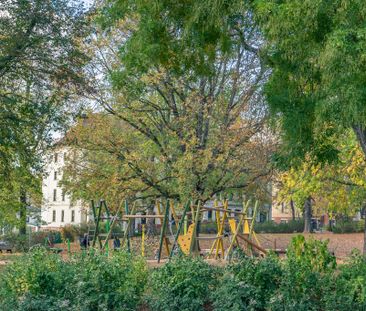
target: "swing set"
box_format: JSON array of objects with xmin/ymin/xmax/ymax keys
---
[{"xmin": 86, "ymin": 198, "xmax": 267, "ymax": 262}]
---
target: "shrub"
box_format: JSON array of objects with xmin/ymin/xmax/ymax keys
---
[
  {"xmin": 68, "ymin": 252, "xmax": 147, "ymax": 311},
  {"xmin": 0, "ymin": 248, "xmax": 147, "ymax": 311},
  {"xmin": 3, "ymin": 231, "xmax": 62, "ymax": 252},
  {"xmin": 212, "ymin": 255, "xmax": 282, "ymax": 311},
  {"xmin": 147, "ymin": 256, "xmax": 217, "ymax": 311},
  {"xmin": 255, "ymin": 220, "xmax": 304, "ymax": 233},
  {"xmin": 0, "ymin": 247, "xmax": 69, "ymax": 310},
  {"xmin": 330, "ymin": 220, "xmax": 364, "ymax": 233},
  {"xmin": 323, "ymin": 250, "xmax": 366, "ymax": 311},
  {"xmin": 3, "ymin": 233, "xmax": 28, "ymax": 252},
  {"xmin": 270, "ymin": 236, "xmax": 336, "ymax": 311},
  {"xmin": 60, "ymin": 225, "xmax": 79, "ymax": 242},
  {"xmin": 199, "ymin": 221, "xmax": 218, "ymax": 234}
]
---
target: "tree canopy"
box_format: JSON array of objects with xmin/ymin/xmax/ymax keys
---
[
  {"xmin": 254, "ymin": 0, "xmax": 366, "ymax": 163},
  {"xmin": 0, "ymin": 0, "xmax": 88, "ymax": 230},
  {"xmin": 60, "ymin": 0, "xmax": 274, "ymax": 205}
]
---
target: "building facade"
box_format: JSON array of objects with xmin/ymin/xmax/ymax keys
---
[{"xmin": 41, "ymin": 147, "xmax": 88, "ymax": 229}]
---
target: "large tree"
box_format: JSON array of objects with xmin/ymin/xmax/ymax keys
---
[
  {"xmin": 276, "ymin": 133, "xmax": 366, "ymax": 234},
  {"xmin": 61, "ymin": 1, "xmax": 274, "ymax": 207},
  {"xmin": 255, "ymin": 0, "xmax": 366, "ymax": 163},
  {"xmin": 0, "ymin": 0, "xmax": 88, "ymax": 232},
  {"xmin": 255, "ymin": 0, "xmax": 366, "ymax": 248}
]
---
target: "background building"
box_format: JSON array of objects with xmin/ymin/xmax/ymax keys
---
[{"xmin": 41, "ymin": 147, "xmax": 88, "ymax": 229}]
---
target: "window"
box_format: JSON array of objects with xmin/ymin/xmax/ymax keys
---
[
  {"xmin": 62, "ymin": 190, "xmax": 66, "ymax": 202},
  {"xmin": 52, "ymin": 210, "xmax": 56, "ymax": 222},
  {"xmin": 54, "ymin": 171, "xmax": 57, "ymax": 180},
  {"xmin": 61, "ymin": 210, "xmax": 65, "ymax": 222},
  {"xmin": 54, "ymin": 153, "xmax": 58, "ymax": 163},
  {"xmin": 53, "ymin": 189, "xmax": 57, "ymax": 201},
  {"xmin": 71, "ymin": 210, "xmax": 75, "ymax": 222}
]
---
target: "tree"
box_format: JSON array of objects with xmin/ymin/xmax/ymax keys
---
[
  {"xmin": 61, "ymin": 1, "xmax": 274, "ymax": 209},
  {"xmin": 254, "ymin": 0, "xmax": 366, "ymax": 166},
  {"xmin": 255, "ymin": 0, "xmax": 366, "ymax": 250},
  {"xmin": 0, "ymin": 0, "xmax": 88, "ymax": 231},
  {"xmin": 276, "ymin": 132, "xmax": 366, "ymax": 236}
]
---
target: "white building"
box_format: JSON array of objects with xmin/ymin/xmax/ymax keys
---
[{"xmin": 41, "ymin": 147, "xmax": 88, "ymax": 228}]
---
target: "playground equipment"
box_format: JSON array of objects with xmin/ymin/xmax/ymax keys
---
[{"xmin": 86, "ymin": 197, "xmax": 267, "ymax": 262}]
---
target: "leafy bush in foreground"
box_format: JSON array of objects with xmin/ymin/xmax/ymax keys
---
[
  {"xmin": 212, "ymin": 255, "xmax": 282, "ymax": 311},
  {"xmin": 0, "ymin": 248, "xmax": 147, "ymax": 311},
  {"xmin": 1, "ymin": 237, "xmax": 366, "ymax": 311},
  {"xmin": 270, "ymin": 236, "xmax": 336, "ymax": 311},
  {"xmin": 323, "ymin": 250, "xmax": 366, "ymax": 311},
  {"xmin": 146, "ymin": 256, "xmax": 217, "ymax": 311}
]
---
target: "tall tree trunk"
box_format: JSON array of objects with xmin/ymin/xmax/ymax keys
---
[
  {"xmin": 353, "ymin": 125, "xmax": 366, "ymax": 158},
  {"xmin": 303, "ymin": 196, "xmax": 312, "ymax": 233},
  {"xmin": 19, "ymin": 189, "xmax": 27, "ymax": 235},
  {"xmin": 290, "ymin": 199, "xmax": 296, "ymax": 221}
]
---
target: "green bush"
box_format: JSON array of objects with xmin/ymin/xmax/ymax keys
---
[
  {"xmin": 147, "ymin": 256, "xmax": 217, "ymax": 311},
  {"xmin": 199, "ymin": 221, "xmax": 218, "ymax": 234},
  {"xmin": 323, "ymin": 250, "xmax": 366, "ymax": 311},
  {"xmin": 212, "ymin": 255, "xmax": 282, "ymax": 310},
  {"xmin": 270, "ymin": 236, "xmax": 336, "ymax": 311},
  {"xmin": 255, "ymin": 220, "xmax": 304, "ymax": 233},
  {"xmin": 330, "ymin": 220, "xmax": 364, "ymax": 233},
  {"xmin": 68, "ymin": 252, "xmax": 147, "ymax": 310},
  {"xmin": 3, "ymin": 231, "xmax": 63, "ymax": 252},
  {"xmin": 0, "ymin": 247, "xmax": 147, "ymax": 311},
  {"xmin": 0, "ymin": 247, "xmax": 69, "ymax": 310},
  {"xmin": 2, "ymin": 236, "xmax": 366, "ymax": 311}
]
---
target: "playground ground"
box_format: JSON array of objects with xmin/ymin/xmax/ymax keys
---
[{"xmin": 0, "ymin": 232, "xmax": 363, "ymax": 268}]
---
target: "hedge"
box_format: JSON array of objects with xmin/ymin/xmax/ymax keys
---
[{"xmin": 1, "ymin": 237, "xmax": 366, "ymax": 310}]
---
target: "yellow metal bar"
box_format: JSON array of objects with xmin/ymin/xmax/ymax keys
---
[
  {"xmin": 215, "ymin": 200, "xmax": 228, "ymax": 259},
  {"xmin": 208, "ymin": 200, "xmax": 220, "ymax": 258},
  {"xmin": 226, "ymin": 200, "xmax": 251, "ymax": 260},
  {"xmin": 249, "ymin": 201, "xmax": 259, "ymax": 238}
]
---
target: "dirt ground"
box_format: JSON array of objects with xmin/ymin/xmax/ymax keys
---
[
  {"xmin": 56, "ymin": 232, "xmax": 365, "ymax": 261},
  {"xmin": 0, "ymin": 233, "xmax": 363, "ymax": 268},
  {"xmin": 257, "ymin": 232, "xmax": 364, "ymax": 260}
]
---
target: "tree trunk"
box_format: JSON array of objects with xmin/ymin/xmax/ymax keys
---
[
  {"xmin": 303, "ymin": 196, "xmax": 312, "ymax": 233},
  {"xmin": 19, "ymin": 189, "xmax": 27, "ymax": 235},
  {"xmin": 290, "ymin": 199, "xmax": 296, "ymax": 221},
  {"xmin": 353, "ymin": 125, "xmax": 366, "ymax": 159}
]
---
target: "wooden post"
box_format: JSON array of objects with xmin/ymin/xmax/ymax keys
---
[
  {"xmin": 124, "ymin": 200, "xmax": 131, "ymax": 253},
  {"xmin": 102, "ymin": 203, "xmax": 123, "ymax": 250},
  {"xmin": 189, "ymin": 201, "xmax": 202, "ymax": 256},
  {"xmin": 141, "ymin": 224, "xmax": 145, "ymax": 257},
  {"xmin": 169, "ymin": 201, "xmax": 190, "ymax": 259},
  {"xmin": 92, "ymin": 201, "xmax": 103, "ymax": 248},
  {"xmin": 157, "ymin": 200, "xmax": 170, "ymax": 263}
]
